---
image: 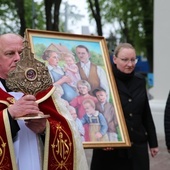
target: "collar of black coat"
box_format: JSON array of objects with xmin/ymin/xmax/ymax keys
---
[{"xmin": 112, "ymin": 64, "xmax": 134, "ymax": 82}]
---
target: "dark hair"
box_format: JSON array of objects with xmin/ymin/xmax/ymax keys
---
[
  {"xmin": 76, "ymin": 45, "xmax": 90, "ymax": 53},
  {"xmin": 93, "ymin": 87, "xmax": 106, "ymax": 96}
]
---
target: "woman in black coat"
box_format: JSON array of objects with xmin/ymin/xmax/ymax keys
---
[{"xmin": 90, "ymin": 43, "xmax": 158, "ymax": 170}]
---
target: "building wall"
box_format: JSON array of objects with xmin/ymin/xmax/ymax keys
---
[
  {"xmin": 151, "ymin": 0, "xmax": 170, "ymax": 100},
  {"xmin": 150, "ymin": 0, "xmax": 170, "ymax": 136}
]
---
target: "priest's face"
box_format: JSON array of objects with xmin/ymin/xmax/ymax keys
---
[{"xmin": 0, "ymin": 34, "xmax": 23, "ymax": 79}]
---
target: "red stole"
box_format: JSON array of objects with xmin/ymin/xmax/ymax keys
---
[
  {"xmin": 0, "ymin": 89, "xmax": 18, "ymax": 170},
  {"xmin": 36, "ymin": 86, "xmax": 74, "ymax": 169}
]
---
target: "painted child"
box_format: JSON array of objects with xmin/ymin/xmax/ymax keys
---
[
  {"xmin": 93, "ymin": 87, "xmax": 119, "ymax": 141},
  {"xmin": 63, "ymin": 54, "xmax": 81, "ymax": 89},
  {"xmin": 81, "ymin": 99, "xmax": 109, "ymax": 142},
  {"xmin": 68, "ymin": 106, "xmax": 85, "ymax": 142},
  {"xmin": 70, "ymin": 80, "xmax": 98, "ymax": 141}
]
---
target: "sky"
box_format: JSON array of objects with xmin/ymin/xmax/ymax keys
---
[
  {"xmin": 60, "ymin": 0, "xmax": 96, "ymax": 35},
  {"xmin": 35, "ymin": 0, "xmax": 113, "ymax": 37},
  {"xmin": 32, "ymin": 36, "xmax": 102, "ymax": 54},
  {"xmin": 60, "ymin": 0, "xmax": 116, "ymax": 37}
]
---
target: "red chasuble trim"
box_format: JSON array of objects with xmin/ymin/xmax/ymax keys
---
[
  {"xmin": 36, "ymin": 86, "xmax": 74, "ymax": 170},
  {"xmin": 0, "ymin": 89, "xmax": 17, "ymax": 170},
  {"xmin": 3, "ymin": 109, "xmax": 18, "ymax": 170}
]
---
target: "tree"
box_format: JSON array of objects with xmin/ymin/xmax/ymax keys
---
[
  {"xmin": 44, "ymin": 0, "xmax": 62, "ymax": 31},
  {"xmin": 86, "ymin": 0, "xmax": 154, "ymax": 72},
  {"xmin": 86, "ymin": 0, "xmax": 103, "ymax": 36},
  {"xmin": 0, "ymin": 0, "xmax": 63, "ymax": 35},
  {"xmin": 0, "ymin": 1, "xmax": 20, "ymax": 34},
  {"xmin": 14, "ymin": 0, "xmax": 26, "ymax": 36},
  {"xmin": 140, "ymin": 0, "xmax": 153, "ymax": 72}
]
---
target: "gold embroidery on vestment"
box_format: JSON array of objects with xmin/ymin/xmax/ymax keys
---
[
  {"xmin": 7, "ymin": 97, "xmax": 15, "ymax": 104},
  {"xmin": 0, "ymin": 136, "xmax": 6, "ymax": 168},
  {"xmin": 51, "ymin": 123, "xmax": 72, "ymax": 169}
]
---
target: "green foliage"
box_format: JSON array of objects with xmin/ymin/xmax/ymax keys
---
[
  {"xmin": 0, "ymin": 1, "xmax": 19, "ymax": 33},
  {"xmin": 24, "ymin": 1, "xmax": 45, "ymax": 29},
  {"xmin": 86, "ymin": 0, "xmax": 153, "ymax": 69},
  {"xmin": 0, "ymin": 0, "xmax": 45, "ymax": 34},
  {"xmin": 117, "ymin": 126, "xmax": 122, "ymax": 141},
  {"xmin": 90, "ymin": 51, "xmax": 103, "ymax": 67},
  {"xmin": 34, "ymin": 43, "xmax": 46, "ymax": 61}
]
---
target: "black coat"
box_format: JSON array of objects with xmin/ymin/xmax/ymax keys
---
[
  {"xmin": 90, "ymin": 66, "xmax": 158, "ymax": 170},
  {"xmin": 116, "ymin": 72, "xmax": 158, "ymax": 147},
  {"xmin": 164, "ymin": 92, "xmax": 170, "ymax": 150}
]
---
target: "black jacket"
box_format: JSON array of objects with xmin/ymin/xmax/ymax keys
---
[
  {"xmin": 91, "ymin": 65, "xmax": 158, "ymax": 170},
  {"xmin": 164, "ymin": 92, "xmax": 170, "ymax": 149},
  {"xmin": 114, "ymin": 69, "xmax": 158, "ymax": 148}
]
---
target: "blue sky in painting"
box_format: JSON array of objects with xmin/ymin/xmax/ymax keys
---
[{"xmin": 32, "ymin": 36, "xmax": 102, "ymax": 54}]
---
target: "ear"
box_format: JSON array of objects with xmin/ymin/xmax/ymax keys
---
[{"xmin": 113, "ymin": 55, "xmax": 117, "ymax": 64}]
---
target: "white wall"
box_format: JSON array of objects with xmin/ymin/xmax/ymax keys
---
[
  {"xmin": 149, "ymin": 100, "xmax": 165, "ymax": 136},
  {"xmin": 150, "ymin": 0, "xmax": 170, "ymax": 137},
  {"xmin": 151, "ymin": 0, "xmax": 170, "ymax": 100}
]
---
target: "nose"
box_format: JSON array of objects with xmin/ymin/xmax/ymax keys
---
[
  {"xmin": 14, "ymin": 52, "xmax": 21, "ymax": 62},
  {"xmin": 127, "ymin": 60, "xmax": 133, "ymax": 66}
]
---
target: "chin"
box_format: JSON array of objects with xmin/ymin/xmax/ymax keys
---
[{"xmin": 125, "ymin": 70, "xmax": 133, "ymax": 74}]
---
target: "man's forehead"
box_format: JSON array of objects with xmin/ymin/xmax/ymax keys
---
[
  {"xmin": 0, "ymin": 34, "xmax": 22, "ymax": 45},
  {"xmin": 0, "ymin": 43, "xmax": 22, "ymax": 52},
  {"xmin": 77, "ymin": 48, "xmax": 87, "ymax": 52},
  {"xmin": 0, "ymin": 33, "xmax": 22, "ymax": 40},
  {"xmin": 0, "ymin": 38, "xmax": 23, "ymax": 51}
]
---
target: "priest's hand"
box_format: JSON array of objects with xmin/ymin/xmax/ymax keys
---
[
  {"xmin": 8, "ymin": 95, "xmax": 42, "ymax": 119},
  {"xmin": 25, "ymin": 118, "xmax": 46, "ymax": 134}
]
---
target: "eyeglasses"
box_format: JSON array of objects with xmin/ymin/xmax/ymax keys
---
[{"xmin": 117, "ymin": 57, "xmax": 138, "ymax": 64}]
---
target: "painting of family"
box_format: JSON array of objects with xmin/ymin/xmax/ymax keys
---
[{"xmin": 26, "ymin": 29, "xmax": 130, "ymax": 148}]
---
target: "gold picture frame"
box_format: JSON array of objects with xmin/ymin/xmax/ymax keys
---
[{"xmin": 25, "ymin": 28, "xmax": 131, "ymax": 148}]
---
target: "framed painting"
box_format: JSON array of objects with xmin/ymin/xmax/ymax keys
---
[{"xmin": 25, "ymin": 28, "xmax": 131, "ymax": 148}]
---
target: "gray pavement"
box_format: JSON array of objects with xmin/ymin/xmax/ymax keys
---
[
  {"xmin": 84, "ymin": 134, "xmax": 170, "ymax": 170},
  {"xmin": 150, "ymin": 135, "xmax": 170, "ymax": 170}
]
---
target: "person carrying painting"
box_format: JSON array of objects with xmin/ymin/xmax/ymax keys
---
[{"xmin": 90, "ymin": 43, "xmax": 159, "ymax": 170}]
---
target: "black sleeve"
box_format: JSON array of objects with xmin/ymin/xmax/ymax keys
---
[
  {"xmin": 8, "ymin": 111, "xmax": 20, "ymax": 139},
  {"xmin": 143, "ymin": 90, "xmax": 158, "ymax": 148},
  {"xmin": 40, "ymin": 134, "xmax": 45, "ymax": 144},
  {"xmin": 164, "ymin": 91, "xmax": 170, "ymax": 149}
]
